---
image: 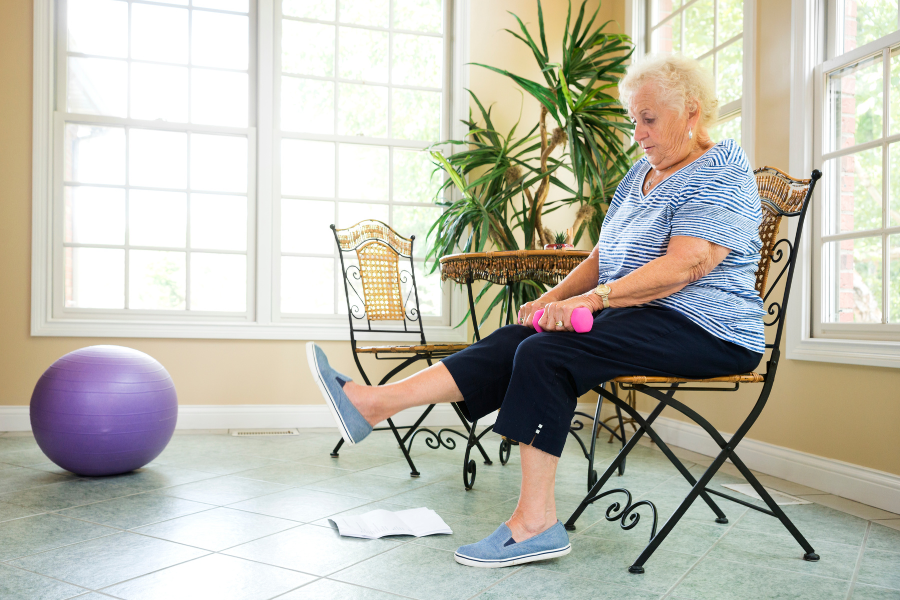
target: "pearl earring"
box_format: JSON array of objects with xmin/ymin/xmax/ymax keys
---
[{"xmin": 689, "ymin": 128, "xmax": 693, "ymax": 140}]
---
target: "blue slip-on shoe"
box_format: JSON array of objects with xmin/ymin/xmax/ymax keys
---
[
  {"xmin": 454, "ymin": 521, "xmax": 571, "ymax": 568},
  {"xmin": 306, "ymin": 342, "xmax": 372, "ymax": 445}
]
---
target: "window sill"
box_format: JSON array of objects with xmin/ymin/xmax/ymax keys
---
[
  {"xmin": 786, "ymin": 334, "xmax": 900, "ymax": 369},
  {"xmin": 31, "ymin": 317, "xmax": 470, "ymax": 343}
]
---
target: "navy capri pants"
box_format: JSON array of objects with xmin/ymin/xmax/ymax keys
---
[{"xmin": 441, "ymin": 305, "xmax": 762, "ymax": 458}]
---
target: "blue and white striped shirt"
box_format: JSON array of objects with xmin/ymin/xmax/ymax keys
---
[{"xmin": 598, "ymin": 139, "xmax": 765, "ymax": 353}]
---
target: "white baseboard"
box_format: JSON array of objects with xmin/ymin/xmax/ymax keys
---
[
  {"xmin": 0, "ymin": 403, "xmax": 498, "ymax": 433},
  {"xmin": 639, "ymin": 411, "xmax": 900, "ymax": 515}
]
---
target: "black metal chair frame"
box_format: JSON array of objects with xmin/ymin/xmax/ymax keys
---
[
  {"xmin": 564, "ymin": 168, "xmax": 823, "ymax": 574},
  {"xmin": 328, "ymin": 220, "xmax": 496, "ymax": 486}
]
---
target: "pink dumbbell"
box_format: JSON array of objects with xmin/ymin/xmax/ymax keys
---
[{"xmin": 532, "ymin": 307, "xmax": 594, "ymax": 333}]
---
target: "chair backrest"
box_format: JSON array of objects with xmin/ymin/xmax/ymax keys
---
[
  {"xmin": 331, "ymin": 219, "xmax": 426, "ymax": 344},
  {"xmin": 752, "ymin": 166, "xmax": 822, "ymax": 352}
]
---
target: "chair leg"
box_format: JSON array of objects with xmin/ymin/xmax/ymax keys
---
[
  {"xmin": 385, "ymin": 417, "xmax": 421, "ymax": 478},
  {"xmin": 728, "ymin": 453, "xmax": 819, "ymax": 560},
  {"xmin": 565, "ymin": 401, "xmax": 667, "ymax": 531},
  {"xmin": 628, "ymin": 447, "xmax": 734, "ymax": 573},
  {"xmin": 451, "ymin": 403, "xmax": 492, "ymax": 465},
  {"xmin": 614, "ymin": 404, "xmax": 627, "ymax": 476},
  {"xmin": 399, "ymin": 404, "xmax": 435, "ymax": 445},
  {"xmin": 330, "ymin": 438, "xmax": 344, "ymax": 458},
  {"xmin": 640, "ymin": 424, "xmax": 728, "ymax": 524},
  {"xmin": 586, "ymin": 394, "xmax": 602, "ymax": 491}
]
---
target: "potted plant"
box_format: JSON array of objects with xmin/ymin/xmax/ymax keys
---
[
  {"xmin": 544, "ymin": 230, "xmax": 575, "ymax": 250},
  {"xmin": 425, "ymin": 0, "xmax": 637, "ymax": 329}
]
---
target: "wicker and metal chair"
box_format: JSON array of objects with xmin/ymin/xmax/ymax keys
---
[
  {"xmin": 565, "ymin": 167, "xmax": 823, "ymax": 573},
  {"xmin": 328, "ymin": 219, "xmax": 494, "ymax": 479}
]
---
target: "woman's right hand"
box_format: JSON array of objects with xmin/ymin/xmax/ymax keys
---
[{"xmin": 517, "ymin": 296, "xmax": 553, "ymax": 329}]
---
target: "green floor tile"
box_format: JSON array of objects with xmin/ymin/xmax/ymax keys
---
[
  {"xmin": 475, "ymin": 567, "xmax": 662, "ymax": 600},
  {"xmin": 733, "ymin": 501, "xmax": 869, "ymax": 546},
  {"xmin": 56, "ymin": 492, "xmax": 215, "ymax": 530},
  {"xmin": 868, "ymin": 523, "xmax": 900, "ymax": 553},
  {"xmin": 301, "ymin": 471, "xmax": 432, "ymax": 501},
  {"xmin": 233, "ymin": 461, "xmax": 349, "ymax": 487},
  {"xmin": 133, "ymin": 506, "xmax": 299, "ymax": 551},
  {"xmin": 9, "ymin": 532, "xmax": 208, "ymax": 589},
  {"xmin": 856, "ymin": 548, "xmax": 900, "ymax": 590},
  {"xmin": 851, "ymin": 584, "xmax": 900, "ymax": 600},
  {"xmin": 276, "ymin": 578, "xmax": 408, "ymax": 600},
  {"xmin": 154, "ymin": 474, "xmax": 291, "ymax": 505},
  {"xmin": 534, "ymin": 534, "xmax": 696, "ymax": 593},
  {"xmin": 100, "ymin": 553, "xmax": 314, "ymax": 600},
  {"xmin": 0, "ymin": 465, "xmax": 75, "ymax": 493},
  {"xmin": 0, "ymin": 501, "xmax": 41, "ymax": 523},
  {"xmin": 0, "ymin": 514, "xmax": 116, "ymax": 561},
  {"xmin": 580, "ymin": 515, "xmax": 727, "ymax": 556},
  {"xmin": 706, "ymin": 526, "xmax": 861, "ymax": 580},
  {"xmin": 671, "ymin": 558, "xmax": 850, "ymax": 599},
  {"xmin": 0, "ymin": 562, "xmax": 88, "ymax": 600},
  {"xmin": 331, "ymin": 544, "xmax": 511, "ymax": 600},
  {"xmin": 224, "ymin": 523, "xmax": 401, "ymax": 576},
  {"xmin": 228, "ymin": 487, "xmax": 370, "ymax": 522},
  {"xmin": 386, "ymin": 480, "xmax": 518, "ymax": 516}
]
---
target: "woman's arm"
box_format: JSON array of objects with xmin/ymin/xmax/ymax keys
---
[
  {"xmin": 599, "ymin": 235, "xmax": 730, "ymax": 309},
  {"xmin": 516, "ymin": 245, "xmax": 600, "ymax": 328},
  {"xmin": 537, "ymin": 235, "xmax": 730, "ymax": 330}
]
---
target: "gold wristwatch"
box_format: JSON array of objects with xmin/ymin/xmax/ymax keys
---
[{"xmin": 592, "ymin": 283, "xmax": 611, "ymax": 309}]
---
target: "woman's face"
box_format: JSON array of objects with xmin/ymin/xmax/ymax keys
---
[{"xmin": 628, "ymin": 82, "xmax": 697, "ymax": 170}]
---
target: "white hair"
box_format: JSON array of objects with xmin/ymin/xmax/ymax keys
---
[{"xmin": 619, "ymin": 53, "xmax": 719, "ymax": 127}]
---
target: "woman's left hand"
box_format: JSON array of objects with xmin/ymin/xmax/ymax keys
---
[{"xmin": 538, "ymin": 295, "xmax": 599, "ymax": 332}]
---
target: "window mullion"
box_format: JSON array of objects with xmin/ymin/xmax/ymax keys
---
[
  {"xmin": 257, "ymin": 0, "xmax": 275, "ymax": 325},
  {"xmin": 882, "ymin": 46, "xmax": 891, "ymax": 324}
]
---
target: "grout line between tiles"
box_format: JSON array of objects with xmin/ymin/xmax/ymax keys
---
[
  {"xmin": 844, "ymin": 520, "xmax": 873, "ymax": 600},
  {"xmin": 92, "ymin": 551, "xmax": 214, "ymax": 594},
  {"xmin": 659, "ymin": 502, "xmax": 744, "ymax": 599},
  {"xmin": 0, "ymin": 560, "xmax": 96, "ymax": 596},
  {"xmin": 266, "ymin": 576, "xmax": 326, "ymax": 600},
  {"xmin": 463, "ymin": 565, "xmax": 526, "ymax": 600}
]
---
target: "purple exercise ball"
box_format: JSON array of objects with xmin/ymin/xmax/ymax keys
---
[{"xmin": 30, "ymin": 345, "xmax": 178, "ymax": 476}]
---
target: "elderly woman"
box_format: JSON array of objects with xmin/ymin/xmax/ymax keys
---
[{"xmin": 307, "ymin": 53, "xmax": 764, "ymax": 568}]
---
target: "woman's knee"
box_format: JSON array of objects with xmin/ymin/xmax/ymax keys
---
[
  {"xmin": 480, "ymin": 324, "xmax": 533, "ymax": 352},
  {"xmin": 511, "ymin": 334, "xmax": 568, "ymax": 371}
]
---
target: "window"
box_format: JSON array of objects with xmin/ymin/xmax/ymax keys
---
[
  {"xmin": 275, "ymin": 0, "xmax": 447, "ymax": 320},
  {"xmin": 33, "ymin": 0, "xmax": 467, "ymax": 340},
  {"xmin": 643, "ymin": 0, "xmax": 753, "ymax": 152},
  {"xmin": 813, "ymin": 0, "xmax": 900, "ymax": 338}
]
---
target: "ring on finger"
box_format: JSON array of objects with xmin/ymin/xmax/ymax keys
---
[{"xmin": 556, "ymin": 321, "xmax": 564, "ymax": 327}]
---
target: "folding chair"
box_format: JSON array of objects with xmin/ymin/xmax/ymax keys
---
[
  {"xmin": 564, "ymin": 167, "xmax": 823, "ymax": 573},
  {"xmin": 328, "ymin": 219, "xmax": 493, "ymax": 479}
]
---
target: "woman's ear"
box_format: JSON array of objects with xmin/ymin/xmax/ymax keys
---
[{"xmin": 687, "ymin": 98, "xmax": 702, "ymax": 129}]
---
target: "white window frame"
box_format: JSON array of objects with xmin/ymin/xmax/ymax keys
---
[
  {"xmin": 628, "ymin": 0, "xmax": 757, "ymax": 165},
  {"xmin": 787, "ymin": 0, "xmax": 900, "ymax": 368},
  {"xmin": 31, "ymin": 0, "xmax": 470, "ymax": 342}
]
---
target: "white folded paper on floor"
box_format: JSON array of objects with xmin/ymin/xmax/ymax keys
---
[{"xmin": 328, "ymin": 507, "xmax": 452, "ymax": 539}]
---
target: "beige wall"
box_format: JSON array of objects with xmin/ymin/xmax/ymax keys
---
[{"xmin": 1, "ymin": 0, "xmax": 898, "ymax": 476}]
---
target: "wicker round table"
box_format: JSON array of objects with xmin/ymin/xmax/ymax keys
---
[{"xmin": 440, "ymin": 249, "xmax": 591, "ymax": 338}]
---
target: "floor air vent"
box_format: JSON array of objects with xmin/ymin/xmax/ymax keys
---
[{"xmin": 229, "ymin": 429, "xmax": 300, "ymax": 437}]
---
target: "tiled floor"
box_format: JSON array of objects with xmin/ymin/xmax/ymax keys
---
[{"xmin": 0, "ymin": 427, "xmax": 898, "ymax": 600}]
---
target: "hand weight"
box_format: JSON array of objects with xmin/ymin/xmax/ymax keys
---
[{"xmin": 532, "ymin": 307, "xmax": 593, "ymax": 333}]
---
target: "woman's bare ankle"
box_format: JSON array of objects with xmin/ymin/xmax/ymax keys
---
[
  {"xmin": 506, "ymin": 513, "xmax": 556, "ymax": 543},
  {"xmin": 342, "ymin": 381, "xmax": 384, "ymax": 426}
]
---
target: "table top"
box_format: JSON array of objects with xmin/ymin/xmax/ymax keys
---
[{"xmin": 439, "ymin": 249, "xmax": 591, "ymax": 285}]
